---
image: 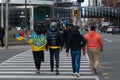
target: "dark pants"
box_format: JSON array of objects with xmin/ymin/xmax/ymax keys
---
[
  {"xmin": 0, "ymin": 37, "xmax": 4, "ymax": 47},
  {"xmin": 32, "ymin": 51, "xmax": 44, "ymax": 70},
  {"xmin": 49, "ymin": 48, "xmax": 60, "ymax": 69}
]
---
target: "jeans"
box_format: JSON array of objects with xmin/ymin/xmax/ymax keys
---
[{"xmin": 71, "ymin": 50, "xmax": 81, "ymax": 73}]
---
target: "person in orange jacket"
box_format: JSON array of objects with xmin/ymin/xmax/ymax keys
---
[{"xmin": 82, "ymin": 26, "xmax": 103, "ymax": 74}]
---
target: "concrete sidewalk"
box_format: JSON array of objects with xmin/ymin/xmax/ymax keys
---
[{"xmin": 0, "ymin": 45, "xmax": 31, "ymax": 50}]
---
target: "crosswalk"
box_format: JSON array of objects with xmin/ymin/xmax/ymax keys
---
[{"xmin": 0, "ymin": 49, "xmax": 99, "ymax": 80}]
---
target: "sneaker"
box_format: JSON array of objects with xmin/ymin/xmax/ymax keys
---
[
  {"xmin": 76, "ymin": 73, "xmax": 80, "ymax": 77},
  {"xmin": 36, "ymin": 69, "xmax": 40, "ymax": 75},
  {"xmin": 93, "ymin": 67, "xmax": 97, "ymax": 75},
  {"xmin": 73, "ymin": 73, "xmax": 76, "ymax": 76},
  {"xmin": 50, "ymin": 68, "xmax": 54, "ymax": 72},
  {"xmin": 90, "ymin": 71, "xmax": 94, "ymax": 75},
  {"xmin": 56, "ymin": 69, "xmax": 59, "ymax": 75}
]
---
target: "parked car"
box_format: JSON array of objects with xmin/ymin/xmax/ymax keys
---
[
  {"xmin": 100, "ymin": 26, "xmax": 107, "ymax": 33},
  {"xmin": 84, "ymin": 25, "xmax": 91, "ymax": 31},
  {"xmin": 106, "ymin": 25, "xmax": 116, "ymax": 33},
  {"xmin": 111, "ymin": 26, "xmax": 120, "ymax": 34}
]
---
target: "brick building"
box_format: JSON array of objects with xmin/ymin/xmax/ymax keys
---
[{"xmin": 102, "ymin": 0, "xmax": 120, "ymax": 7}]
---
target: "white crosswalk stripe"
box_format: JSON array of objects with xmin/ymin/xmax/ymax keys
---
[
  {"xmin": 103, "ymin": 39, "xmax": 113, "ymax": 42},
  {"xmin": 0, "ymin": 49, "xmax": 99, "ymax": 80}
]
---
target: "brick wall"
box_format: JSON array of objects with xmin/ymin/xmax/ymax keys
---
[{"xmin": 102, "ymin": 0, "xmax": 118, "ymax": 6}]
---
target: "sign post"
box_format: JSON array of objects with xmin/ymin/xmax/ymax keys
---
[
  {"xmin": 77, "ymin": 0, "xmax": 84, "ymax": 31},
  {"xmin": 5, "ymin": 0, "xmax": 10, "ymax": 49}
]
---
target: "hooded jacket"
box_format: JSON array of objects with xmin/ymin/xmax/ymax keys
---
[
  {"xmin": 28, "ymin": 32, "xmax": 47, "ymax": 51},
  {"xmin": 46, "ymin": 22, "xmax": 62, "ymax": 49},
  {"xmin": 84, "ymin": 31, "xmax": 103, "ymax": 50},
  {"xmin": 66, "ymin": 30, "xmax": 86, "ymax": 53}
]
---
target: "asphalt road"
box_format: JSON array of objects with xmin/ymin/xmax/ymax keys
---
[
  {"xmin": 0, "ymin": 48, "xmax": 29, "ymax": 64},
  {"xmin": 99, "ymin": 32, "xmax": 120, "ymax": 80}
]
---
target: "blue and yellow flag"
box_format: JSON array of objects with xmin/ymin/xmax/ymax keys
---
[
  {"xmin": 62, "ymin": 20, "xmax": 67, "ymax": 27},
  {"xmin": 15, "ymin": 33, "xmax": 25, "ymax": 41}
]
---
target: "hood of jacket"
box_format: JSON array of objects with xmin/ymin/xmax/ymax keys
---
[
  {"xmin": 49, "ymin": 26, "xmax": 58, "ymax": 32},
  {"xmin": 88, "ymin": 31, "xmax": 97, "ymax": 38},
  {"xmin": 71, "ymin": 30, "xmax": 80, "ymax": 37}
]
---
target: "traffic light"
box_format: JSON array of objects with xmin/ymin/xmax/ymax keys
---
[
  {"xmin": 74, "ymin": 10, "xmax": 79, "ymax": 17},
  {"xmin": 77, "ymin": 0, "xmax": 84, "ymax": 2}
]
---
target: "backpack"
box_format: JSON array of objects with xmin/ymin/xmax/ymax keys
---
[{"xmin": 33, "ymin": 33, "xmax": 46, "ymax": 47}]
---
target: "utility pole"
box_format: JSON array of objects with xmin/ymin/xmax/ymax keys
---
[
  {"xmin": 78, "ymin": 2, "xmax": 82, "ymax": 30},
  {"xmin": 25, "ymin": 0, "xmax": 28, "ymax": 35},
  {"xmin": 5, "ymin": 0, "xmax": 9, "ymax": 49},
  {"xmin": 1, "ymin": 0, "xmax": 4, "ymax": 28},
  {"xmin": 77, "ymin": 0, "xmax": 84, "ymax": 31},
  {"xmin": 118, "ymin": 7, "xmax": 119, "ymax": 25}
]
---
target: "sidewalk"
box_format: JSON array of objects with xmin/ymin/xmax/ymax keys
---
[{"xmin": 0, "ymin": 45, "xmax": 31, "ymax": 50}]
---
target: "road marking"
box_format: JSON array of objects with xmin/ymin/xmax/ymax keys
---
[
  {"xmin": 3, "ymin": 62, "xmax": 89, "ymax": 65},
  {"xmin": 0, "ymin": 68, "xmax": 90, "ymax": 71},
  {"xmin": 0, "ymin": 71, "xmax": 93, "ymax": 75},
  {"xmin": 104, "ymin": 39, "xmax": 113, "ymax": 42},
  {"xmin": 6, "ymin": 60, "xmax": 89, "ymax": 63},
  {"xmin": 103, "ymin": 73, "xmax": 110, "ymax": 76},
  {"xmin": 0, "ymin": 49, "xmax": 99, "ymax": 80},
  {"xmin": 99, "ymin": 66, "xmax": 113, "ymax": 69},
  {"xmin": 0, "ymin": 75, "xmax": 95, "ymax": 79}
]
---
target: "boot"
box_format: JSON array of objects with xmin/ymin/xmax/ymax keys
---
[
  {"xmin": 56, "ymin": 69, "xmax": 59, "ymax": 75},
  {"xmin": 50, "ymin": 68, "xmax": 54, "ymax": 72}
]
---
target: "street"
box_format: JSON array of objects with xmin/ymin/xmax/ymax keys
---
[
  {"xmin": 0, "ymin": 48, "xmax": 98, "ymax": 80},
  {"xmin": 0, "ymin": 48, "xmax": 29, "ymax": 64},
  {"xmin": 0, "ymin": 0, "xmax": 119, "ymax": 79},
  {"xmin": 0, "ymin": 31, "xmax": 120, "ymax": 80},
  {"xmin": 99, "ymin": 32, "xmax": 120, "ymax": 80}
]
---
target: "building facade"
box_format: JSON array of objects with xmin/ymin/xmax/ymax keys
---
[
  {"xmin": 89, "ymin": 0, "xmax": 97, "ymax": 6},
  {"xmin": 102, "ymin": 0, "xmax": 120, "ymax": 7},
  {"xmin": 0, "ymin": 0, "xmax": 73, "ymax": 30}
]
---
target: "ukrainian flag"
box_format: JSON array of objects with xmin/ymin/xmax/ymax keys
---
[
  {"xmin": 15, "ymin": 33, "xmax": 25, "ymax": 41},
  {"xmin": 62, "ymin": 20, "xmax": 66, "ymax": 27}
]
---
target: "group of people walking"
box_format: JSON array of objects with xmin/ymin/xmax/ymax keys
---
[
  {"xmin": 28, "ymin": 21, "xmax": 63, "ymax": 75},
  {"xmin": 28, "ymin": 21, "xmax": 104, "ymax": 77}
]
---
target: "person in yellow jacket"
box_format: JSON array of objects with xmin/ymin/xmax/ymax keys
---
[{"xmin": 28, "ymin": 25, "xmax": 47, "ymax": 75}]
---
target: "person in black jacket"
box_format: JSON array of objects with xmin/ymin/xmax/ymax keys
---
[
  {"xmin": 0, "ymin": 27, "xmax": 5, "ymax": 47},
  {"xmin": 46, "ymin": 21, "xmax": 63, "ymax": 75},
  {"xmin": 66, "ymin": 25, "xmax": 86, "ymax": 77}
]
